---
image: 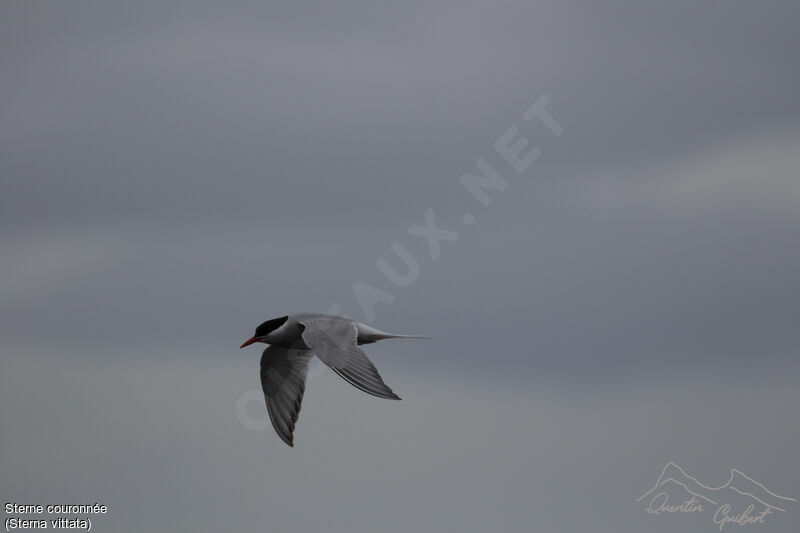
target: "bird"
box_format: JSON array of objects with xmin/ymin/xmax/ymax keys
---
[{"xmin": 239, "ymin": 313, "xmax": 429, "ymax": 446}]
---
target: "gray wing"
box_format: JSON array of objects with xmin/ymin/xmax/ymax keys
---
[
  {"xmin": 260, "ymin": 346, "xmax": 314, "ymax": 447},
  {"xmin": 299, "ymin": 317, "xmax": 401, "ymax": 400}
]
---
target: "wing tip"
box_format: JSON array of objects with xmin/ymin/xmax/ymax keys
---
[
  {"xmin": 276, "ymin": 430, "xmax": 295, "ymax": 447},
  {"xmin": 332, "ymin": 368, "xmax": 403, "ymax": 400}
]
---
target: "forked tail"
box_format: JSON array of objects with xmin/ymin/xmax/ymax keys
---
[{"xmin": 355, "ymin": 322, "xmax": 434, "ymax": 344}]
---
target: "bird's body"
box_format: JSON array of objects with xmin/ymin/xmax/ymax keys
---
[
  {"xmin": 253, "ymin": 312, "xmax": 416, "ymax": 349},
  {"xmin": 240, "ymin": 313, "xmax": 428, "ymax": 446}
]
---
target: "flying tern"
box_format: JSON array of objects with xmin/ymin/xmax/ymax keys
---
[{"xmin": 240, "ymin": 313, "xmax": 428, "ymax": 446}]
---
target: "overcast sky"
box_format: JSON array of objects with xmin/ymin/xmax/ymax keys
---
[{"xmin": 2, "ymin": 2, "xmax": 799, "ymax": 532}]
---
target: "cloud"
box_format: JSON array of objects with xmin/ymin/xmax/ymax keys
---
[
  {"xmin": 573, "ymin": 133, "xmax": 800, "ymax": 213},
  {"xmin": 1, "ymin": 349, "xmax": 798, "ymax": 532},
  {"xmin": 2, "ymin": 3, "xmax": 800, "ymax": 531}
]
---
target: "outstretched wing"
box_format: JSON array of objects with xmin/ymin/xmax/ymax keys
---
[
  {"xmin": 299, "ymin": 317, "xmax": 401, "ymax": 400},
  {"xmin": 260, "ymin": 346, "xmax": 314, "ymax": 447}
]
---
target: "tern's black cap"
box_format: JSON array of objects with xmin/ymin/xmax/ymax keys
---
[{"xmin": 255, "ymin": 316, "xmax": 288, "ymax": 337}]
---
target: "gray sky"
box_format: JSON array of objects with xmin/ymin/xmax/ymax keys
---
[{"xmin": 2, "ymin": 2, "xmax": 799, "ymax": 532}]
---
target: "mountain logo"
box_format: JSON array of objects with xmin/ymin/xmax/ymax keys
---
[{"xmin": 637, "ymin": 462, "xmax": 796, "ymax": 530}]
